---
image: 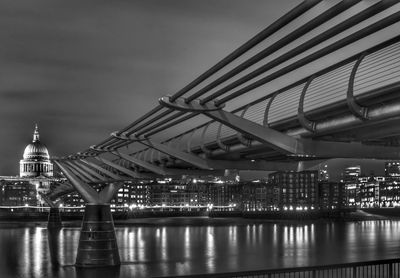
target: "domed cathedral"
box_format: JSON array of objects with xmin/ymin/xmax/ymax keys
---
[{"xmin": 20, "ymin": 124, "xmax": 53, "ymax": 178}]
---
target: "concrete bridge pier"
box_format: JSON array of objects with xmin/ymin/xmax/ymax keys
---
[
  {"xmin": 75, "ymin": 203, "xmax": 120, "ymax": 267},
  {"xmin": 53, "ymin": 160, "xmax": 122, "ymax": 267}
]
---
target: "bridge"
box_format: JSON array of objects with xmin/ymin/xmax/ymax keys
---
[{"xmin": 43, "ymin": 0, "xmax": 400, "ymax": 269}]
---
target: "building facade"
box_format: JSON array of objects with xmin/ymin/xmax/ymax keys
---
[{"xmin": 269, "ymin": 170, "xmax": 318, "ymax": 210}]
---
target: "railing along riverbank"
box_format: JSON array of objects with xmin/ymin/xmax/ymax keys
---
[{"xmin": 157, "ymin": 258, "xmax": 400, "ymax": 278}]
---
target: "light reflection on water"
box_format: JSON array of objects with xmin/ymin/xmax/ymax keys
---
[{"xmin": 0, "ymin": 220, "xmax": 399, "ymax": 278}]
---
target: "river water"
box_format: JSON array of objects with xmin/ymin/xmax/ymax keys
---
[{"xmin": 0, "ymin": 218, "xmax": 399, "ymax": 278}]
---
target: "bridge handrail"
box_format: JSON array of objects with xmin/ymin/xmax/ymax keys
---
[{"xmin": 155, "ymin": 257, "xmax": 400, "ymax": 278}]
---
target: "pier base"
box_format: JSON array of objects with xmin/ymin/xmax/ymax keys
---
[
  {"xmin": 75, "ymin": 204, "xmax": 120, "ymax": 267},
  {"xmin": 47, "ymin": 207, "xmax": 62, "ymax": 229}
]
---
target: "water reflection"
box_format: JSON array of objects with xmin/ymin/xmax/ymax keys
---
[
  {"xmin": 48, "ymin": 227, "xmax": 61, "ymax": 268},
  {"xmin": 75, "ymin": 266, "xmax": 120, "ymax": 278},
  {"xmin": 0, "ymin": 220, "xmax": 399, "ymax": 277}
]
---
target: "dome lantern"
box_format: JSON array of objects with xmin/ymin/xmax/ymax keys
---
[{"xmin": 33, "ymin": 123, "xmax": 40, "ymax": 142}]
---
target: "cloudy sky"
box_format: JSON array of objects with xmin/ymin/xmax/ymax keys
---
[{"xmin": 0, "ymin": 0, "xmax": 386, "ymax": 179}]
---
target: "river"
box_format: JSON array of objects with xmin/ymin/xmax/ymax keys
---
[{"xmin": 0, "ymin": 218, "xmax": 399, "ymax": 278}]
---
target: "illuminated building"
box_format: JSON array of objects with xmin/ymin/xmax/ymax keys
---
[
  {"xmin": 209, "ymin": 181, "xmax": 241, "ymax": 210},
  {"xmin": 0, "ymin": 179, "xmax": 36, "ymax": 206},
  {"xmin": 319, "ymin": 164, "xmax": 329, "ymax": 181},
  {"xmin": 242, "ymin": 180, "xmax": 276, "ymax": 211},
  {"xmin": 149, "ymin": 179, "xmax": 210, "ymax": 209},
  {"xmin": 385, "ymin": 161, "xmax": 400, "ymax": 178},
  {"xmin": 343, "ymin": 166, "xmax": 361, "ymax": 207},
  {"xmin": 379, "ymin": 180, "xmax": 400, "ymax": 207},
  {"xmin": 269, "ymin": 170, "xmax": 318, "ymax": 211},
  {"xmin": 359, "ymin": 176, "xmax": 384, "ymax": 208},
  {"xmin": 318, "ymin": 182, "xmax": 346, "ymax": 210}
]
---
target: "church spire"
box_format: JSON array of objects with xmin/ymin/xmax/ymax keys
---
[{"xmin": 33, "ymin": 123, "xmax": 40, "ymax": 142}]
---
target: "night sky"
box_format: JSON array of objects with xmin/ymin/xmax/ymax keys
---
[{"xmin": 0, "ymin": 0, "xmax": 387, "ymax": 179}]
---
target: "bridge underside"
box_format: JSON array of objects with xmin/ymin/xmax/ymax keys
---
[{"xmin": 46, "ymin": 0, "xmax": 400, "ymax": 199}]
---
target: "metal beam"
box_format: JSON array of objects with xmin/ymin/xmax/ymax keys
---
[
  {"xmin": 138, "ymin": 138, "xmax": 326, "ymax": 171},
  {"xmin": 303, "ymin": 140, "xmax": 400, "ymax": 160},
  {"xmin": 297, "ymin": 76, "xmax": 316, "ymax": 132},
  {"xmin": 54, "ymin": 161, "xmax": 99, "ymax": 203},
  {"xmin": 64, "ymin": 161, "xmax": 99, "ymax": 183},
  {"xmin": 62, "ymin": 162, "xmax": 93, "ymax": 184},
  {"xmin": 112, "ymin": 150, "xmax": 226, "ymax": 176},
  {"xmin": 112, "ymin": 150, "xmax": 169, "ymax": 175},
  {"xmin": 95, "ymin": 156, "xmax": 148, "ymax": 179},
  {"xmin": 347, "ymin": 52, "xmax": 368, "ymax": 119},
  {"xmin": 79, "ymin": 159, "xmax": 122, "ymax": 180},
  {"xmin": 141, "ymin": 139, "xmax": 214, "ymax": 170},
  {"xmin": 70, "ymin": 160, "xmax": 109, "ymax": 182},
  {"xmin": 162, "ymin": 96, "xmax": 400, "ymax": 159}
]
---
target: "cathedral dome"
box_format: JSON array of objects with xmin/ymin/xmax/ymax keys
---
[
  {"xmin": 22, "ymin": 124, "xmax": 50, "ymax": 160},
  {"xmin": 23, "ymin": 141, "xmax": 50, "ymax": 160},
  {"xmin": 20, "ymin": 124, "xmax": 53, "ymax": 178}
]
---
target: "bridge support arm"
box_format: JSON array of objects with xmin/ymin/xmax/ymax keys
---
[
  {"xmin": 95, "ymin": 156, "xmax": 146, "ymax": 178},
  {"xmin": 54, "ymin": 161, "xmax": 100, "ymax": 203},
  {"xmin": 64, "ymin": 161, "xmax": 98, "ymax": 183},
  {"xmin": 70, "ymin": 161, "xmax": 108, "ymax": 182},
  {"xmin": 160, "ymin": 96, "xmax": 301, "ymax": 154},
  {"xmin": 79, "ymin": 159, "xmax": 122, "ymax": 180},
  {"xmin": 141, "ymin": 139, "xmax": 215, "ymax": 170},
  {"xmin": 112, "ymin": 150, "xmax": 170, "ymax": 175}
]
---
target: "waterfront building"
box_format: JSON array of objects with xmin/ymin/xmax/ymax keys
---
[
  {"xmin": 318, "ymin": 181, "xmax": 346, "ymax": 210},
  {"xmin": 209, "ymin": 180, "xmax": 241, "ymax": 210},
  {"xmin": 268, "ymin": 170, "xmax": 318, "ymax": 211},
  {"xmin": 385, "ymin": 161, "xmax": 400, "ymax": 178},
  {"xmin": 0, "ymin": 179, "xmax": 36, "ymax": 206},
  {"xmin": 359, "ymin": 176, "xmax": 384, "ymax": 208},
  {"xmin": 343, "ymin": 166, "xmax": 361, "ymax": 207},
  {"xmin": 114, "ymin": 181, "xmax": 150, "ymax": 211},
  {"xmin": 242, "ymin": 180, "xmax": 276, "ymax": 211},
  {"xmin": 379, "ymin": 179, "xmax": 400, "ymax": 207},
  {"xmin": 149, "ymin": 178, "xmax": 210, "ymax": 209}
]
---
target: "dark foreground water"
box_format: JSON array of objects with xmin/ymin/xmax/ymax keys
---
[{"xmin": 0, "ymin": 218, "xmax": 399, "ymax": 278}]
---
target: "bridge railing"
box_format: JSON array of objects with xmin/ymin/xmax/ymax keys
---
[{"xmin": 156, "ymin": 258, "xmax": 400, "ymax": 278}]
